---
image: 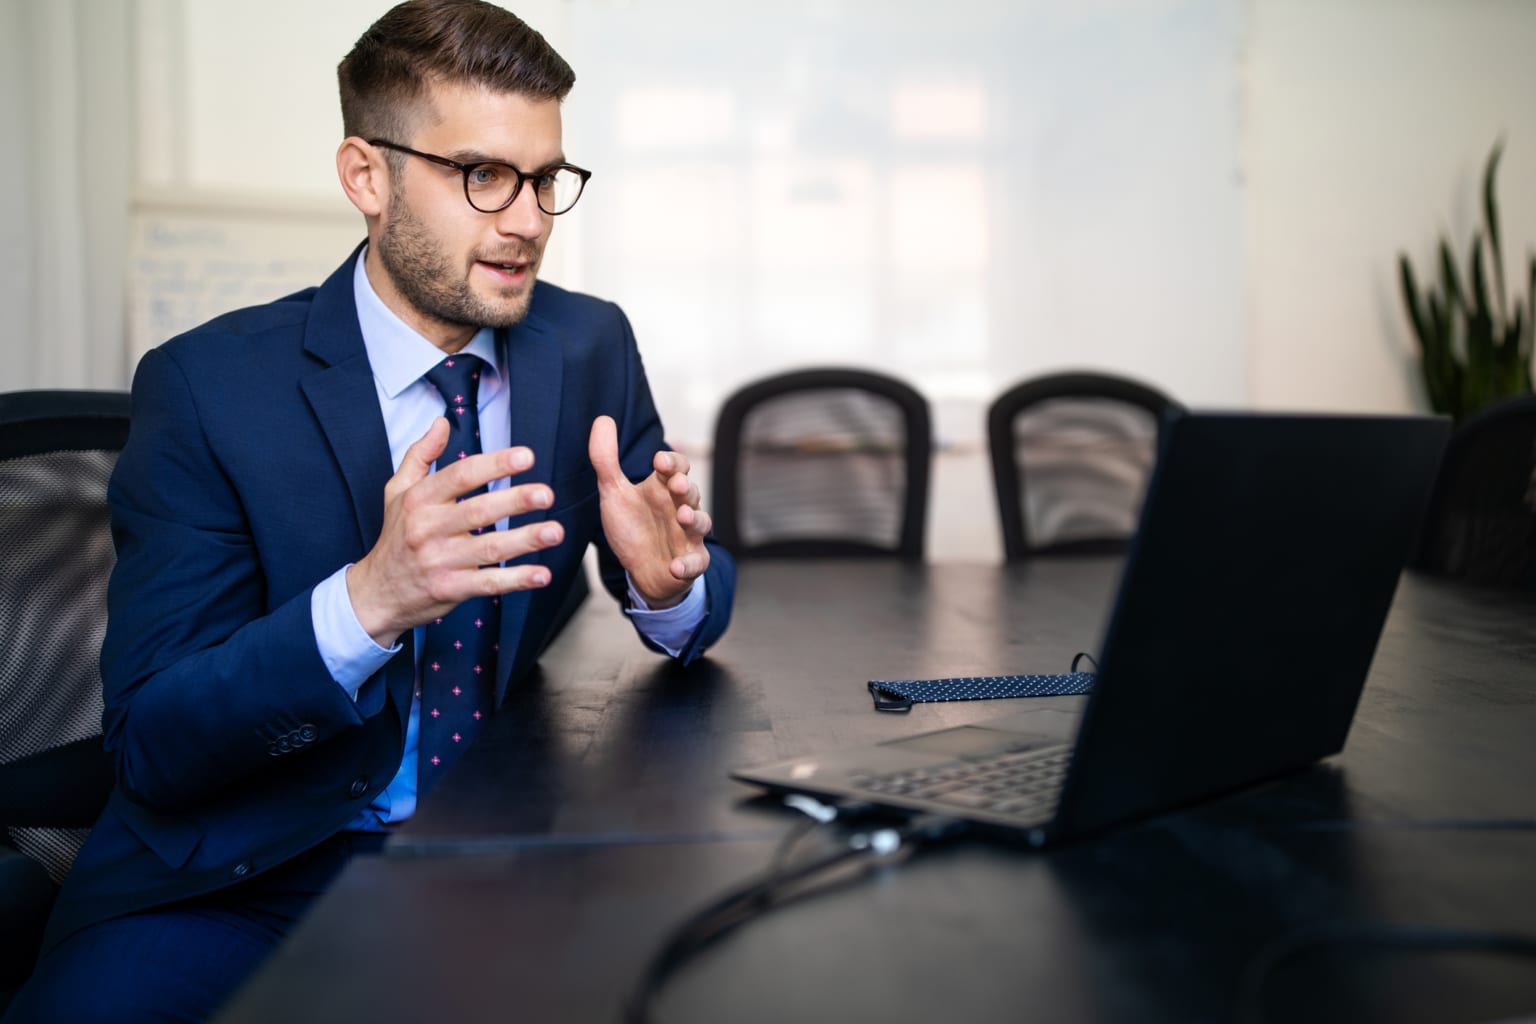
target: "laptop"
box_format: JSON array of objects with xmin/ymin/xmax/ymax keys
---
[{"xmin": 731, "ymin": 412, "xmax": 1451, "ymax": 847}]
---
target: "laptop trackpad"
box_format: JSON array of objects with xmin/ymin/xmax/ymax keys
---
[{"xmin": 882, "ymin": 726, "xmax": 1049, "ymax": 760}]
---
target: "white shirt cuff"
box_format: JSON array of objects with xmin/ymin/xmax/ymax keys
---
[
  {"xmin": 311, "ymin": 565, "xmax": 401, "ymax": 699},
  {"xmin": 624, "ymin": 574, "xmax": 708, "ymax": 657}
]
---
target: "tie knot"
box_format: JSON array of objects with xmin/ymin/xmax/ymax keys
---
[{"xmin": 424, "ymin": 354, "xmax": 486, "ymax": 409}]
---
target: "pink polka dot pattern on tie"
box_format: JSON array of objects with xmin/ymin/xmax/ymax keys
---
[{"xmin": 418, "ymin": 353, "xmax": 500, "ymax": 792}]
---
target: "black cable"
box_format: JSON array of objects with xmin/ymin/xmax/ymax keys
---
[
  {"xmin": 766, "ymin": 798, "xmax": 880, "ymax": 876},
  {"xmin": 1234, "ymin": 923, "xmax": 1536, "ymax": 1024},
  {"xmin": 766, "ymin": 814, "xmax": 823, "ymax": 877},
  {"xmin": 621, "ymin": 833, "xmax": 884, "ymax": 1024},
  {"xmin": 621, "ymin": 812, "xmax": 967, "ymax": 1024}
]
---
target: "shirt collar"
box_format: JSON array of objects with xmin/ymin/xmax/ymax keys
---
[{"xmin": 352, "ymin": 247, "xmax": 502, "ymax": 400}]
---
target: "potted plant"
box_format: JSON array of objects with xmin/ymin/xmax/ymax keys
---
[{"xmin": 1398, "ymin": 141, "xmax": 1535, "ymax": 423}]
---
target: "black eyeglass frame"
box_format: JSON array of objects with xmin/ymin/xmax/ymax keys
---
[{"xmin": 367, "ymin": 139, "xmax": 592, "ymax": 216}]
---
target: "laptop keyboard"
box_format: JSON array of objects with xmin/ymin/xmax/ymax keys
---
[{"xmin": 849, "ymin": 743, "xmax": 1073, "ymax": 818}]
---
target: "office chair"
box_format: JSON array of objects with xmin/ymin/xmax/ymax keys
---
[
  {"xmin": 0, "ymin": 389, "xmax": 129, "ymax": 1005},
  {"xmin": 711, "ymin": 368, "xmax": 931, "ymax": 560},
  {"xmin": 1412, "ymin": 393, "xmax": 1536, "ymax": 589},
  {"xmin": 988, "ymin": 371, "xmax": 1182, "ymax": 562}
]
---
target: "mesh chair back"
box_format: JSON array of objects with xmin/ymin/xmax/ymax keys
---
[
  {"xmin": 0, "ymin": 390, "xmax": 130, "ymax": 882},
  {"xmin": 712, "ymin": 369, "xmax": 930, "ymax": 559},
  {"xmin": 989, "ymin": 372, "xmax": 1181, "ymax": 561},
  {"xmin": 1413, "ymin": 395, "xmax": 1536, "ymax": 589}
]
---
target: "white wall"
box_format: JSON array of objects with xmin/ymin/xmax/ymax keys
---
[
  {"xmin": 0, "ymin": 0, "xmax": 32, "ymax": 384},
  {"xmin": 128, "ymin": 0, "xmax": 1247, "ymax": 449},
  {"xmin": 0, "ymin": 0, "xmax": 132, "ymax": 391},
  {"xmin": 7, "ymin": 0, "xmax": 1536, "ymax": 501},
  {"xmin": 556, "ymin": 0, "xmax": 1247, "ymax": 446},
  {"xmin": 1245, "ymin": 0, "xmax": 1536, "ymax": 414}
]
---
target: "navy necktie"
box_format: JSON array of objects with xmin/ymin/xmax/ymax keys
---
[{"xmin": 418, "ymin": 353, "xmax": 500, "ymax": 791}]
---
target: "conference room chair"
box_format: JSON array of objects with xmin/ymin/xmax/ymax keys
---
[
  {"xmin": 0, "ymin": 389, "xmax": 129, "ymax": 1008},
  {"xmin": 1412, "ymin": 393, "xmax": 1536, "ymax": 589},
  {"xmin": 987, "ymin": 371, "xmax": 1182, "ymax": 562},
  {"xmin": 711, "ymin": 367, "xmax": 931, "ymax": 560}
]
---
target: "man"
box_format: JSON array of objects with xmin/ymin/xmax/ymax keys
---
[{"xmin": 4, "ymin": 2, "xmax": 735, "ymax": 1020}]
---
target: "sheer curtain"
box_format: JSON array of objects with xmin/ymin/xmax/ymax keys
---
[{"xmin": 0, "ymin": 0, "xmax": 133, "ymax": 391}]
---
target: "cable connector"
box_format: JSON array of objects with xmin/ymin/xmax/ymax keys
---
[
  {"xmin": 848, "ymin": 827, "xmax": 904, "ymax": 856},
  {"xmin": 782, "ymin": 793, "xmax": 839, "ymax": 823},
  {"xmin": 846, "ymin": 815, "xmax": 969, "ymax": 858}
]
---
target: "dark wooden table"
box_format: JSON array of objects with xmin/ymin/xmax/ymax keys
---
[{"xmin": 217, "ymin": 561, "xmax": 1536, "ymax": 1024}]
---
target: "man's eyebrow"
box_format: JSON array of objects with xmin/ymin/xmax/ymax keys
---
[{"xmin": 448, "ymin": 149, "xmax": 569, "ymax": 169}]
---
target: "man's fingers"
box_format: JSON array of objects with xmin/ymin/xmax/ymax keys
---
[
  {"xmin": 415, "ymin": 446, "xmax": 533, "ymax": 505},
  {"xmin": 655, "ymin": 449, "xmax": 690, "ymax": 479},
  {"xmin": 669, "ymin": 548, "xmax": 710, "ymax": 581},
  {"xmin": 588, "ymin": 416, "xmax": 626, "ymax": 489},
  {"xmin": 682, "ymin": 507, "xmax": 712, "ymax": 537},
  {"xmin": 670, "ymin": 475, "xmax": 700, "ymax": 508},
  {"xmin": 448, "ymin": 519, "xmax": 564, "ymax": 568},
  {"xmin": 422, "ymin": 521, "xmax": 563, "ymax": 591},
  {"xmin": 454, "ymin": 563, "xmax": 554, "ymax": 595},
  {"xmin": 449, "ymin": 481, "xmax": 555, "ymax": 534},
  {"xmin": 392, "ymin": 418, "xmax": 451, "ymax": 492}
]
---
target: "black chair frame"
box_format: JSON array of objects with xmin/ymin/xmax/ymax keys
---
[
  {"xmin": 0, "ymin": 389, "xmax": 132, "ymax": 462},
  {"xmin": 712, "ymin": 367, "xmax": 931, "ymax": 561},
  {"xmin": 987, "ymin": 371, "xmax": 1181, "ymax": 562},
  {"xmin": 0, "ymin": 389, "xmax": 130, "ymax": 1004},
  {"xmin": 1412, "ymin": 392, "xmax": 1536, "ymax": 588}
]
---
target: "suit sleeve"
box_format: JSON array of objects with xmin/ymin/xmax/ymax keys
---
[
  {"xmin": 588, "ymin": 303, "xmax": 735, "ymax": 663},
  {"xmin": 100, "ymin": 347, "xmax": 376, "ymax": 811}
]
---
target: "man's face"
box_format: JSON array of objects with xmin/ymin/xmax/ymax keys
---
[{"xmin": 373, "ymin": 82, "xmax": 564, "ymax": 347}]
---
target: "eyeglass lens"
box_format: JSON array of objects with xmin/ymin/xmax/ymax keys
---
[{"xmin": 466, "ymin": 164, "xmax": 585, "ymax": 215}]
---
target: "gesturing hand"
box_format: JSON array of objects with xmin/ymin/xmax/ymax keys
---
[
  {"xmin": 589, "ymin": 415, "xmax": 711, "ymax": 609},
  {"xmin": 346, "ymin": 418, "xmax": 566, "ymax": 647}
]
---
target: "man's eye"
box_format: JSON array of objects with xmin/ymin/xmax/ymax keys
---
[{"xmin": 468, "ymin": 166, "xmax": 501, "ymax": 187}]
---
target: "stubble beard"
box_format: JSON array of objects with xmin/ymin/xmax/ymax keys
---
[{"xmin": 376, "ymin": 188, "xmax": 538, "ymax": 332}]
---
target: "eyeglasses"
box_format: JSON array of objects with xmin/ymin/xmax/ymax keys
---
[{"xmin": 368, "ymin": 139, "xmax": 592, "ymax": 216}]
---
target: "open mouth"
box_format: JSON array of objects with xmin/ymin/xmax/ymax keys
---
[{"xmin": 477, "ymin": 260, "xmax": 530, "ymax": 283}]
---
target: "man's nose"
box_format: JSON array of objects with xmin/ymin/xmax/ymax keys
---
[{"xmin": 494, "ymin": 183, "xmax": 547, "ymax": 240}]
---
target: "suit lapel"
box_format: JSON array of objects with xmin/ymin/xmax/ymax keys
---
[
  {"xmin": 298, "ymin": 245, "xmax": 395, "ymax": 548},
  {"xmin": 297, "ymin": 245, "xmax": 415, "ymax": 720},
  {"xmin": 496, "ymin": 310, "xmax": 564, "ymax": 701}
]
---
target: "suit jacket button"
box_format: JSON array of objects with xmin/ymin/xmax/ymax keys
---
[
  {"xmin": 349, "ymin": 777, "xmax": 369, "ymax": 799},
  {"xmin": 231, "ymin": 861, "xmax": 252, "ymax": 879},
  {"xmin": 299, "ymin": 724, "xmax": 317, "ymax": 742}
]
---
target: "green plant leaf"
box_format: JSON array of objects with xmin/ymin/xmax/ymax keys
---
[
  {"xmin": 1498, "ymin": 309, "xmax": 1523, "ymax": 386},
  {"xmin": 1399, "ymin": 254, "xmax": 1429, "ymax": 349},
  {"xmin": 1526, "ymin": 253, "xmax": 1536, "ymax": 389},
  {"xmin": 1469, "ymin": 232, "xmax": 1491, "ymax": 319},
  {"xmin": 1424, "ymin": 292, "xmax": 1453, "ymax": 415},
  {"xmin": 1401, "ymin": 140, "xmax": 1533, "ymax": 421},
  {"xmin": 1438, "ymin": 239, "xmax": 1465, "ymax": 313},
  {"xmin": 1482, "ymin": 139, "xmax": 1508, "ymax": 320}
]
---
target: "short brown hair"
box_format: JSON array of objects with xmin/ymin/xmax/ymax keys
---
[{"xmin": 338, "ymin": 0, "xmax": 576, "ymax": 143}]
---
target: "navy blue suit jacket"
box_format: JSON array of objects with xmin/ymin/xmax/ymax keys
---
[{"xmin": 44, "ymin": 248, "xmax": 735, "ymax": 951}]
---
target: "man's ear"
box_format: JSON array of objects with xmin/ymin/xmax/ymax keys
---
[{"xmin": 337, "ymin": 137, "xmax": 389, "ymax": 218}]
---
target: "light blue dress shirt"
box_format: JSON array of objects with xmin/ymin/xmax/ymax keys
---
[{"xmin": 311, "ymin": 252, "xmax": 706, "ymax": 828}]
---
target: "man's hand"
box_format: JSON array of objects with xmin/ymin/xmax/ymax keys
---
[
  {"xmin": 589, "ymin": 415, "xmax": 711, "ymax": 609},
  {"xmin": 346, "ymin": 418, "xmax": 565, "ymax": 647}
]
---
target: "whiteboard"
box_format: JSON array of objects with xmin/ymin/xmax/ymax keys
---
[{"xmin": 127, "ymin": 195, "xmax": 363, "ymax": 365}]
